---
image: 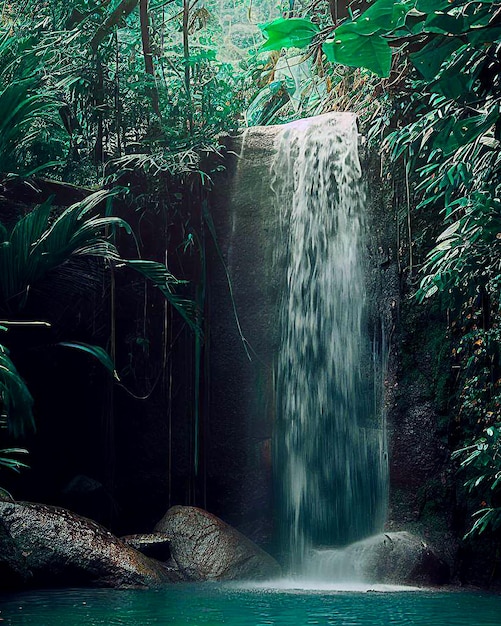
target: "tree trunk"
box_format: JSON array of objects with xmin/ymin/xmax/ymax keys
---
[
  {"xmin": 183, "ymin": 0, "xmax": 194, "ymax": 134},
  {"xmin": 91, "ymin": 0, "xmax": 139, "ymax": 52},
  {"xmin": 139, "ymin": 0, "xmax": 161, "ymax": 118}
]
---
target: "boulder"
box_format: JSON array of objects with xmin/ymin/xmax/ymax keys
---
[
  {"xmin": 121, "ymin": 533, "xmax": 172, "ymax": 562},
  {"xmin": 306, "ymin": 531, "xmax": 449, "ymax": 586},
  {"xmin": 362, "ymin": 532, "xmax": 449, "ymax": 585},
  {"xmin": 0, "ymin": 501, "xmax": 179, "ymax": 589},
  {"xmin": 154, "ymin": 505, "xmax": 281, "ymax": 581},
  {"xmin": 0, "ymin": 517, "xmax": 31, "ymax": 588}
]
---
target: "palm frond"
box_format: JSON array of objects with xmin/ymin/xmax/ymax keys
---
[
  {"xmin": 0, "ymin": 28, "xmax": 65, "ymax": 178},
  {"xmin": 58, "ymin": 341, "xmax": 120, "ymax": 381},
  {"xmin": 0, "ymin": 447, "xmax": 29, "ymax": 472},
  {"xmin": 0, "ymin": 341, "xmax": 34, "ymax": 437},
  {"xmin": 0, "ymin": 189, "xmax": 198, "ymax": 330},
  {"xmin": 123, "ymin": 259, "xmax": 200, "ymax": 333},
  {"xmin": 0, "ymin": 191, "xmax": 125, "ymax": 311}
]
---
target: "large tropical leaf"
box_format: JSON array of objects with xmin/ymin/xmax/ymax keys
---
[
  {"xmin": 323, "ymin": 30, "xmax": 392, "ymax": 77},
  {"xmin": 259, "ymin": 18, "xmax": 320, "ymax": 52},
  {"xmin": 409, "ymin": 36, "xmax": 463, "ymax": 80},
  {"xmin": 342, "ymin": 0, "xmax": 411, "ymax": 35},
  {"xmin": 416, "ymin": 0, "xmax": 454, "ymax": 10}
]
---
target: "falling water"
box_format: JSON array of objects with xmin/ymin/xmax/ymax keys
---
[{"xmin": 272, "ymin": 113, "xmax": 388, "ymax": 572}]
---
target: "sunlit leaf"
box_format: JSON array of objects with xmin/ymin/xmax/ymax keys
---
[
  {"xmin": 323, "ymin": 31, "xmax": 392, "ymax": 77},
  {"xmin": 259, "ymin": 18, "xmax": 319, "ymax": 52},
  {"xmin": 343, "ymin": 0, "xmax": 411, "ymax": 35}
]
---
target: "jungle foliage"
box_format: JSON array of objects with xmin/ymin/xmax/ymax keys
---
[
  {"xmin": 0, "ymin": 0, "xmax": 221, "ymax": 477},
  {"xmin": 253, "ymin": 0, "xmax": 501, "ymax": 538},
  {"xmin": 2, "ymin": 0, "xmax": 501, "ymax": 544}
]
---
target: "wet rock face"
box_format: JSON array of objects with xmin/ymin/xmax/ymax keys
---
[
  {"xmin": 0, "ymin": 517, "xmax": 31, "ymax": 588},
  {"xmin": 154, "ymin": 505, "xmax": 282, "ymax": 581},
  {"xmin": 0, "ymin": 501, "xmax": 178, "ymax": 589},
  {"xmin": 365, "ymin": 531, "xmax": 450, "ymax": 585},
  {"xmin": 310, "ymin": 531, "xmax": 449, "ymax": 586}
]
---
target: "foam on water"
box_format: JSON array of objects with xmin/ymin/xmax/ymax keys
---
[{"xmin": 232, "ymin": 580, "xmax": 423, "ymax": 593}]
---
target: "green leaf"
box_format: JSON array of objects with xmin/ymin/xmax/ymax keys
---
[
  {"xmin": 344, "ymin": 0, "xmax": 412, "ymax": 35},
  {"xmin": 427, "ymin": 46, "xmax": 478, "ymax": 100},
  {"xmin": 123, "ymin": 260, "xmax": 200, "ymax": 334},
  {"xmin": 259, "ymin": 18, "xmax": 319, "ymax": 52},
  {"xmin": 323, "ymin": 31, "xmax": 392, "ymax": 77},
  {"xmin": 435, "ymin": 109, "xmax": 499, "ymax": 155},
  {"xmin": 410, "ymin": 36, "xmax": 463, "ymax": 80},
  {"xmin": 0, "ymin": 448, "xmax": 29, "ymax": 472},
  {"xmin": 58, "ymin": 342, "xmax": 120, "ymax": 380},
  {"xmin": 425, "ymin": 12, "xmax": 469, "ymax": 35},
  {"xmin": 468, "ymin": 25, "xmax": 501, "ymax": 45},
  {"xmin": 416, "ymin": 0, "xmax": 455, "ymax": 10}
]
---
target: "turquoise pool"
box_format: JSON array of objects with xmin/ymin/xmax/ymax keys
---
[{"xmin": 1, "ymin": 582, "xmax": 500, "ymax": 625}]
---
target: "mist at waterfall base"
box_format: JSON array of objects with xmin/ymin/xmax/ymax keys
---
[{"xmin": 272, "ymin": 113, "xmax": 388, "ymax": 584}]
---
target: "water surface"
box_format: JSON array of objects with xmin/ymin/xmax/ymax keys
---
[{"xmin": 1, "ymin": 583, "xmax": 500, "ymax": 625}]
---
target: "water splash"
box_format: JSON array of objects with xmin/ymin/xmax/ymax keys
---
[{"xmin": 272, "ymin": 113, "xmax": 388, "ymax": 571}]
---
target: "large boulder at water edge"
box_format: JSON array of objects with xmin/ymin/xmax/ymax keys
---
[
  {"xmin": 364, "ymin": 532, "xmax": 449, "ymax": 585},
  {"xmin": 0, "ymin": 517, "xmax": 31, "ymax": 588},
  {"xmin": 154, "ymin": 505, "xmax": 281, "ymax": 581},
  {"xmin": 0, "ymin": 501, "xmax": 179, "ymax": 589},
  {"xmin": 309, "ymin": 531, "xmax": 449, "ymax": 586}
]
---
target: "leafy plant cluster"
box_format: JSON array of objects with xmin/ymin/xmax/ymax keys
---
[
  {"xmin": 1, "ymin": 0, "xmax": 257, "ymax": 186},
  {"xmin": 451, "ymin": 298, "xmax": 501, "ymax": 537},
  {"xmin": 0, "ymin": 0, "xmax": 288, "ymax": 496},
  {"xmin": 255, "ymin": 0, "xmax": 501, "ymax": 537},
  {"xmin": 379, "ymin": 0, "xmax": 501, "ymax": 539},
  {"xmin": 0, "ymin": 0, "xmax": 236, "ymax": 484}
]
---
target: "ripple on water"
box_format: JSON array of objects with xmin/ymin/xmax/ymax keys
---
[{"xmin": 1, "ymin": 584, "xmax": 500, "ymax": 626}]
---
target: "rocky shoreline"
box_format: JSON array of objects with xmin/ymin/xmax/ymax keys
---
[{"xmin": 0, "ymin": 500, "xmax": 449, "ymax": 591}]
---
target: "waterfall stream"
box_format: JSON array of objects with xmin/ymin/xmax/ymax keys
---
[{"xmin": 272, "ymin": 113, "xmax": 388, "ymax": 574}]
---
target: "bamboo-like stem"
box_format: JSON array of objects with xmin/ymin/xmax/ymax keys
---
[
  {"xmin": 0, "ymin": 321, "xmax": 51, "ymax": 327},
  {"xmin": 114, "ymin": 31, "xmax": 123, "ymax": 157},
  {"xmin": 90, "ymin": 0, "xmax": 139, "ymax": 52},
  {"xmin": 139, "ymin": 0, "xmax": 161, "ymax": 118},
  {"xmin": 182, "ymin": 0, "xmax": 194, "ymax": 134},
  {"xmin": 405, "ymin": 159, "xmax": 413, "ymax": 277}
]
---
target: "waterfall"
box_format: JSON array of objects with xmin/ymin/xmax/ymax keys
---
[{"xmin": 272, "ymin": 113, "xmax": 388, "ymax": 572}]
